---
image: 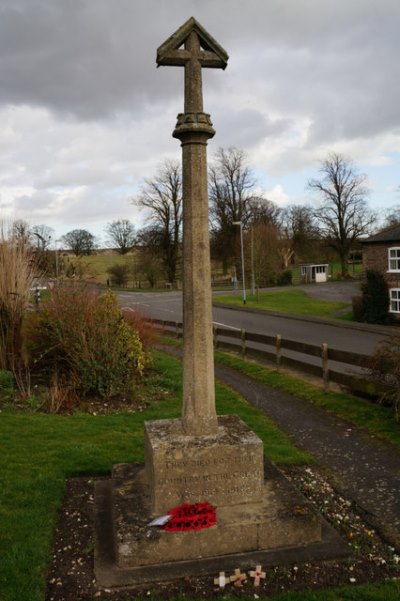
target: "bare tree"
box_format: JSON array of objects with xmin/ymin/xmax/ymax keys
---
[
  {"xmin": 62, "ymin": 229, "xmax": 97, "ymax": 256},
  {"xmin": 308, "ymin": 152, "xmax": 375, "ymax": 276},
  {"xmin": 105, "ymin": 219, "xmax": 136, "ymax": 255},
  {"xmin": 133, "ymin": 160, "xmax": 182, "ymax": 284},
  {"xmin": 31, "ymin": 224, "xmax": 55, "ymax": 274},
  {"xmin": 31, "ymin": 224, "xmax": 54, "ymax": 251},
  {"xmin": 246, "ymin": 221, "xmax": 282, "ymax": 289},
  {"xmin": 249, "ymin": 197, "xmax": 281, "ymax": 227},
  {"xmin": 382, "ymin": 204, "xmax": 400, "ymax": 229},
  {"xmin": 209, "ymin": 147, "xmax": 259, "ymax": 272},
  {"xmin": 281, "ymin": 204, "xmax": 320, "ymax": 261},
  {"xmin": 12, "ymin": 219, "xmax": 31, "ymax": 246}
]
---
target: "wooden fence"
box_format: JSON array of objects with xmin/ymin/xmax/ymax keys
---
[{"xmin": 151, "ymin": 318, "xmax": 377, "ymax": 396}]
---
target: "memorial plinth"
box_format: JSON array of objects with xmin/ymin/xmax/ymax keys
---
[
  {"xmin": 145, "ymin": 415, "xmax": 264, "ymax": 514},
  {"xmin": 95, "ymin": 455, "xmax": 347, "ymax": 587}
]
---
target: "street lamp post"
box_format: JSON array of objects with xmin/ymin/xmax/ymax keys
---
[
  {"xmin": 54, "ymin": 238, "xmax": 62, "ymax": 280},
  {"xmin": 250, "ymin": 225, "xmax": 256, "ymax": 296},
  {"xmin": 233, "ymin": 221, "xmax": 246, "ymax": 305}
]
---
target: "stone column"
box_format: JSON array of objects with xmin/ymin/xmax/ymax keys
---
[
  {"xmin": 156, "ymin": 18, "xmax": 229, "ymax": 436},
  {"xmin": 173, "ymin": 112, "xmax": 218, "ymax": 435}
]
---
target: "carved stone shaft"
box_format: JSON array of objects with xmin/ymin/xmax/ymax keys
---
[{"xmin": 173, "ymin": 113, "xmax": 218, "ymax": 435}]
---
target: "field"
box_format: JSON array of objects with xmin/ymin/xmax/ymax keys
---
[
  {"xmin": 60, "ymin": 251, "xmax": 135, "ymax": 284},
  {"xmin": 58, "ymin": 250, "xmax": 362, "ymax": 289}
]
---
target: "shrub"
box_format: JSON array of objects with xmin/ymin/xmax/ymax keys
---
[
  {"xmin": 107, "ymin": 263, "xmax": 130, "ymax": 287},
  {"xmin": 357, "ymin": 270, "xmax": 391, "ymax": 324},
  {"xmin": 0, "ymin": 369, "xmax": 14, "ymax": 402},
  {"xmin": 121, "ymin": 309, "xmax": 157, "ymax": 350},
  {"xmin": 45, "ymin": 372, "xmax": 79, "ymax": 413},
  {"xmin": 276, "ymin": 270, "xmax": 293, "ymax": 286},
  {"xmin": 24, "ymin": 284, "xmax": 150, "ymax": 401},
  {"xmin": 369, "ymin": 334, "xmax": 400, "ymax": 420}
]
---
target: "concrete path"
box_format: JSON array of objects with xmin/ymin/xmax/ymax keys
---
[{"xmin": 214, "ymin": 362, "xmax": 400, "ymax": 549}]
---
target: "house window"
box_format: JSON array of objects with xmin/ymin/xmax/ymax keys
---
[
  {"xmin": 390, "ymin": 289, "xmax": 400, "ymax": 313},
  {"xmin": 388, "ymin": 248, "xmax": 400, "ymax": 271}
]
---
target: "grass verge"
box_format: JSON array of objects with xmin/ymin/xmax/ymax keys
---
[{"xmin": 214, "ymin": 288, "xmax": 349, "ymax": 318}]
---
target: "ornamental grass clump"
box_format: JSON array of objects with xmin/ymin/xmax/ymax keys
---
[
  {"xmin": 0, "ymin": 222, "xmax": 36, "ymax": 373},
  {"xmin": 24, "ymin": 284, "xmax": 150, "ymax": 402}
]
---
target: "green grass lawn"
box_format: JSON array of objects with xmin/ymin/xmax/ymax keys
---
[
  {"xmin": 261, "ymin": 580, "xmax": 400, "ymax": 601},
  {"xmin": 214, "ymin": 288, "xmax": 349, "ymax": 318},
  {"xmin": 0, "ymin": 352, "xmax": 309, "ymax": 601}
]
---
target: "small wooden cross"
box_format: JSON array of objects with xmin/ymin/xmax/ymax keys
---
[
  {"xmin": 214, "ymin": 571, "xmax": 227, "ymax": 588},
  {"xmin": 249, "ymin": 565, "xmax": 266, "ymax": 587},
  {"xmin": 229, "ymin": 567, "xmax": 247, "ymax": 587}
]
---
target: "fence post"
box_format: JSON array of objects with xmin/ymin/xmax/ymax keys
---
[
  {"xmin": 276, "ymin": 334, "xmax": 282, "ymax": 370},
  {"xmin": 241, "ymin": 329, "xmax": 247, "ymax": 359},
  {"xmin": 213, "ymin": 325, "xmax": 218, "ymax": 350},
  {"xmin": 176, "ymin": 321, "xmax": 180, "ymax": 339},
  {"xmin": 321, "ymin": 343, "xmax": 329, "ymax": 391}
]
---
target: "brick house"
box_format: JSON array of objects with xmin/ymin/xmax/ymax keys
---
[{"xmin": 362, "ymin": 224, "xmax": 400, "ymax": 317}]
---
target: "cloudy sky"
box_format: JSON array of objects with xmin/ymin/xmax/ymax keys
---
[{"xmin": 1, "ymin": 0, "xmax": 399, "ymax": 244}]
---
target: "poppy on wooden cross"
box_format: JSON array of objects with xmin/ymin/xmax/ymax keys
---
[
  {"xmin": 249, "ymin": 565, "xmax": 266, "ymax": 587},
  {"xmin": 229, "ymin": 567, "xmax": 247, "ymax": 587}
]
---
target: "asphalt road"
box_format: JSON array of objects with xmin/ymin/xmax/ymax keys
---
[{"xmin": 118, "ymin": 286, "xmax": 388, "ymax": 357}]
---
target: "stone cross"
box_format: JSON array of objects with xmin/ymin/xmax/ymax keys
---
[{"xmin": 157, "ymin": 18, "xmax": 228, "ymax": 436}]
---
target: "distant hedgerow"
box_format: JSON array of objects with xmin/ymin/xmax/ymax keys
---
[{"xmin": 107, "ymin": 263, "xmax": 130, "ymax": 287}]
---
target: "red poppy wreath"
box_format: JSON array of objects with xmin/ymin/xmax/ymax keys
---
[{"xmin": 162, "ymin": 502, "xmax": 216, "ymax": 532}]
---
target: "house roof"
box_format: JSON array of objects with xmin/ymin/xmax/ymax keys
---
[{"xmin": 362, "ymin": 224, "xmax": 400, "ymax": 244}]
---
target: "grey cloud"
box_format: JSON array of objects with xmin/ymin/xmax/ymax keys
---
[
  {"xmin": 1, "ymin": 0, "xmax": 398, "ymax": 144},
  {"xmin": 1, "ymin": 0, "xmax": 399, "ymax": 236},
  {"xmin": 0, "ymin": 1, "xmax": 178, "ymax": 118},
  {"xmin": 13, "ymin": 189, "xmax": 53, "ymax": 212},
  {"xmin": 213, "ymin": 107, "xmax": 292, "ymax": 149}
]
